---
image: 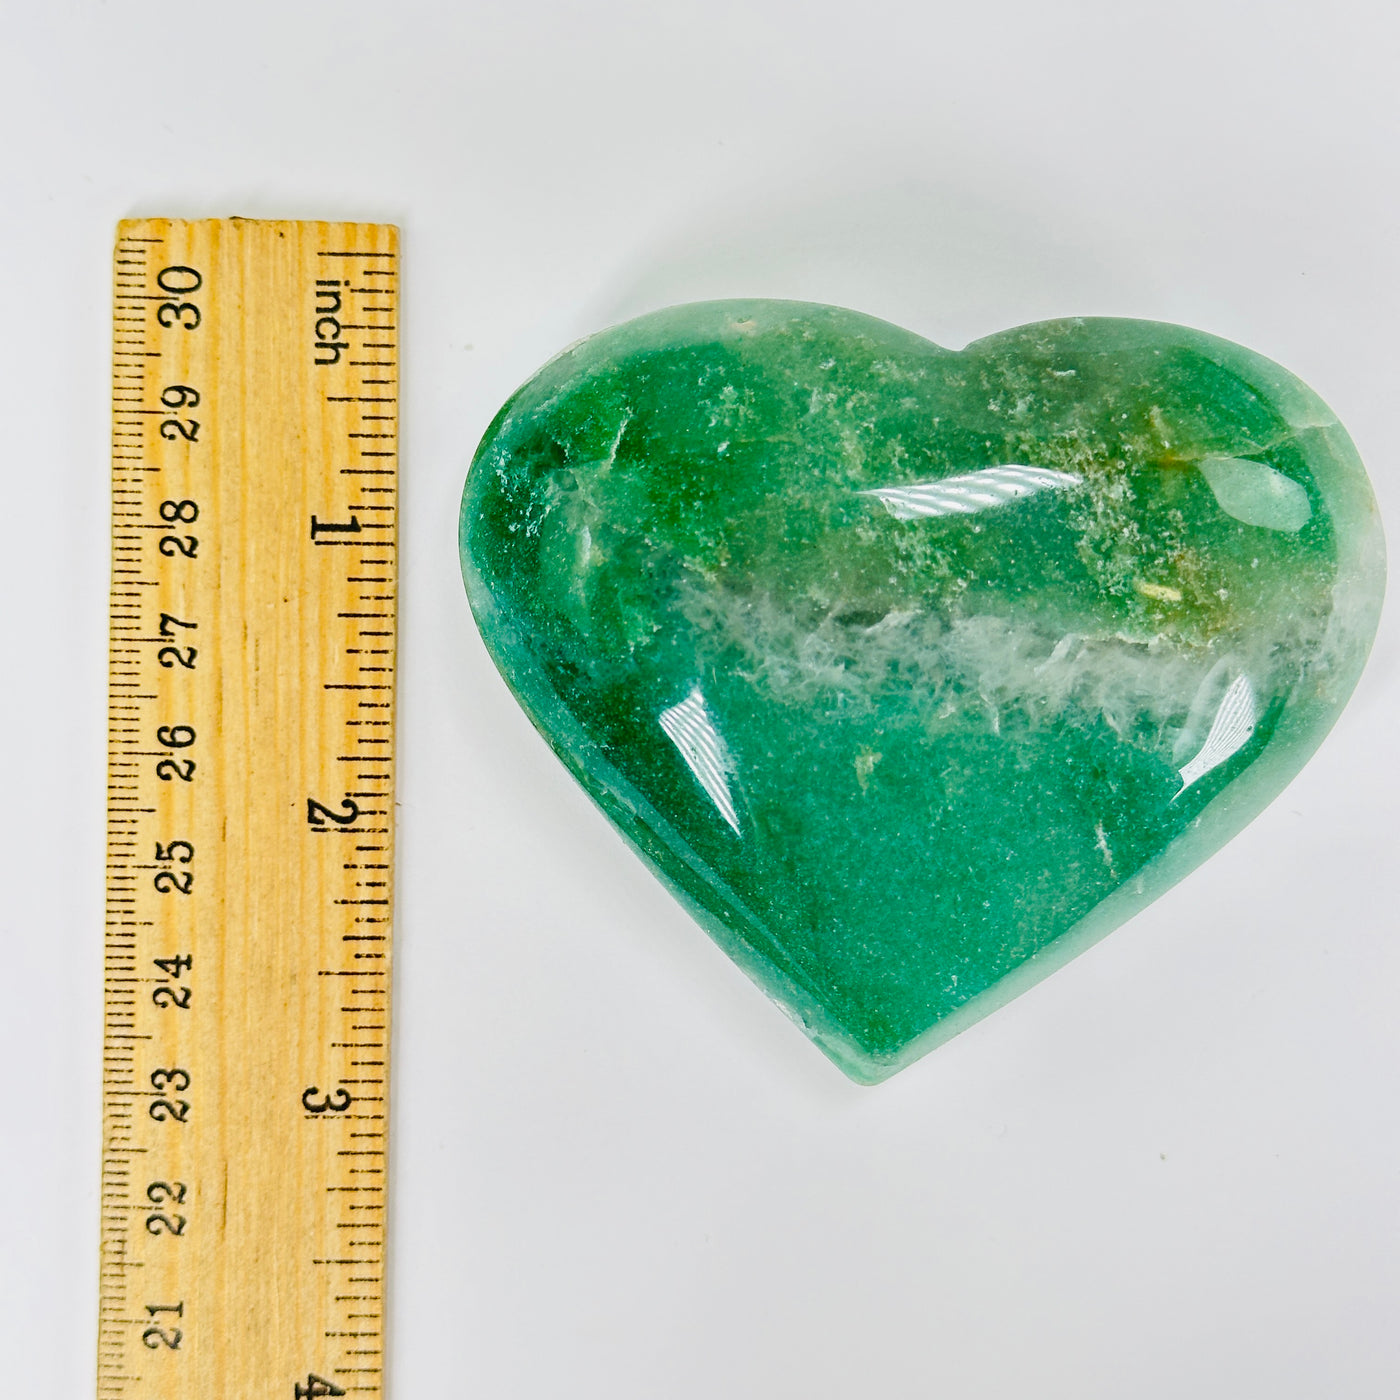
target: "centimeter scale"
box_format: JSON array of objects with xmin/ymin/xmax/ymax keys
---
[{"xmin": 100, "ymin": 219, "xmax": 399, "ymax": 1400}]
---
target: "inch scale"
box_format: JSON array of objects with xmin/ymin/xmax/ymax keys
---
[{"xmin": 101, "ymin": 218, "xmax": 399, "ymax": 1400}]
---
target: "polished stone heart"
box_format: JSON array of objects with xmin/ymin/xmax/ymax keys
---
[{"xmin": 460, "ymin": 302, "xmax": 1384, "ymax": 1083}]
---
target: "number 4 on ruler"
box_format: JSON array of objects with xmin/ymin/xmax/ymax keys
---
[{"xmin": 295, "ymin": 1377, "xmax": 345, "ymax": 1399}]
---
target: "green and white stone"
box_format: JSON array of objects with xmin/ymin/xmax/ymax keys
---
[{"xmin": 460, "ymin": 302, "xmax": 1385, "ymax": 1083}]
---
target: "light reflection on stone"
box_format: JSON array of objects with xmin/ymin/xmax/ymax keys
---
[
  {"xmin": 1177, "ymin": 673, "xmax": 1258, "ymax": 794},
  {"xmin": 658, "ymin": 685, "xmax": 742, "ymax": 835},
  {"xmin": 864, "ymin": 465, "xmax": 1081, "ymax": 521}
]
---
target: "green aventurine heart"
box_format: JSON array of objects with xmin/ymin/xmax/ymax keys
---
[{"xmin": 460, "ymin": 302, "xmax": 1384, "ymax": 1083}]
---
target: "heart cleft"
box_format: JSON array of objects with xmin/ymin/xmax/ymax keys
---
[{"xmin": 460, "ymin": 301, "xmax": 1385, "ymax": 1083}]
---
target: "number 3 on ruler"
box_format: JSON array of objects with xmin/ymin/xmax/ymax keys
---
[{"xmin": 301, "ymin": 1085, "xmax": 352, "ymax": 1114}]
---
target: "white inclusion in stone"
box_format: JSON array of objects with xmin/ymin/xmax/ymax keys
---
[
  {"xmin": 1198, "ymin": 456, "xmax": 1312, "ymax": 533},
  {"xmin": 1176, "ymin": 673, "xmax": 1258, "ymax": 795},
  {"xmin": 864, "ymin": 465, "xmax": 1081, "ymax": 521},
  {"xmin": 658, "ymin": 685, "xmax": 742, "ymax": 836}
]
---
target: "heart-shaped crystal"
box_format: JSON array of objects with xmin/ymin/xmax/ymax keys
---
[{"xmin": 460, "ymin": 302, "xmax": 1384, "ymax": 1083}]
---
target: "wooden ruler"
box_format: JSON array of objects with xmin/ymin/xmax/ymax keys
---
[{"xmin": 101, "ymin": 219, "xmax": 399, "ymax": 1400}]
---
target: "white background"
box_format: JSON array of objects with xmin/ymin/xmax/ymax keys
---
[{"xmin": 2, "ymin": 2, "xmax": 1397, "ymax": 1396}]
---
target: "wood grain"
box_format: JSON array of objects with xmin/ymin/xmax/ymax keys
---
[{"xmin": 101, "ymin": 219, "xmax": 398, "ymax": 1400}]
